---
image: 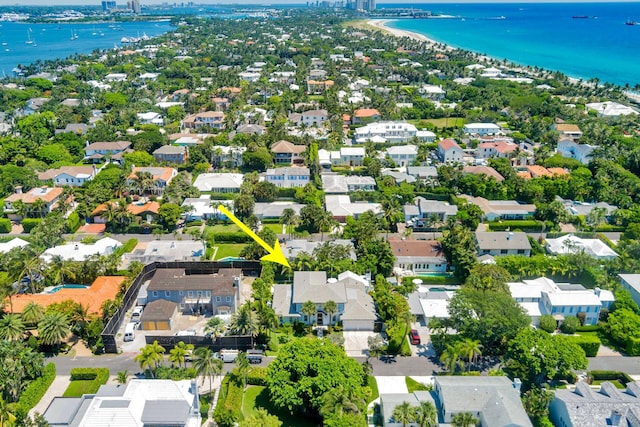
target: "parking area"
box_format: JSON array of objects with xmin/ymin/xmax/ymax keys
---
[
  {"xmin": 343, "ymin": 331, "xmax": 380, "ymax": 357},
  {"xmin": 410, "ymin": 323, "xmax": 436, "ymax": 358}
]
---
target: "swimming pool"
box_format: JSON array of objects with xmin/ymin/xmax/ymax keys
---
[{"xmin": 47, "ymin": 284, "xmax": 89, "ymax": 294}]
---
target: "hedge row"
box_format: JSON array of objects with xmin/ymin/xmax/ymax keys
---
[
  {"xmin": 575, "ymin": 325, "xmax": 602, "ymax": 332},
  {"xmin": 627, "ymin": 337, "xmax": 640, "ymax": 356},
  {"xmin": 214, "ymin": 232, "xmax": 252, "ymax": 243},
  {"xmin": 567, "ymin": 335, "xmax": 601, "ymax": 357},
  {"xmin": 487, "ymin": 220, "xmax": 544, "ymax": 231},
  {"xmin": 8, "ymin": 363, "xmax": 56, "ymax": 420},
  {"xmin": 589, "ymin": 370, "xmax": 633, "ymax": 384},
  {"xmin": 246, "ymin": 367, "xmax": 267, "ymax": 386},
  {"xmin": 21, "ymin": 218, "xmax": 42, "ymax": 233},
  {"xmin": 70, "ymin": 367, "xmax": 109, "ymax": 381},
  {"xmin": 0, "ymin": 218, "xmax": 11, "ymax": 233},
  {"xmin": 213, "ymin": 375, "xmax": 242, "ymax": 427},
  {"xmin": 121, "ymin": 239, "xmax": 138, "ymax": 253},
  {"xmin": 66, "ymin": 212, "xmax": 81, "ymax": 233}
]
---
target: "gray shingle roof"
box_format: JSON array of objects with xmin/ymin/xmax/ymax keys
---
[{"xmin": 475, "ymin": 231, "xmax": 531, "ymax": 251}]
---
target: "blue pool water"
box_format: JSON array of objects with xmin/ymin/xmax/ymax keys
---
[{"xmin": 47, "ymin": 284, "xmax": 89, "ymax": 293}]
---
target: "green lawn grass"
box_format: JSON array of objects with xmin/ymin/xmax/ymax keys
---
[
  {"xmin": 408, "ymin": 117, "xmax": 464, "ymax": 128},
  {"xmin": 63, "ymin": 380, "xmax": 103, "ymax": 397},
  {"xmin": 214, "ymin": 244, "xmax": 246, "ymax": 260},
  {"xmin": 406, "ymin": 377, "xmax": 431, "ymax": 393},
  {"xmin": 243, "ymin": 385, "xmax": 320, "ymax": 427},
  {"xmin": 205, "ymin": 224, "xmax": 241, "ymax": 234},
  {"xmin": 263, "ymin": 223, "xmax": 284, "ymax": 234},
  {"xmin": 591, "ymin": 379, "xmax": 626, "ymax": 389},
  {"xmin": 367, "ymin": 375, "xmax": 379, "ymax": 403}
]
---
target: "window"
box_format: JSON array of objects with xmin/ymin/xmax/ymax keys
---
[
  {"xmin": 500, "ymin": 249, "xmax": 508, "ymax": 254},
  {"xmin": 226, "ymin": 296, "xmax": 232, "ymax": 302},
  {"xmin": 188, "ymin": 291, "xmax": 193, "ymax": 297},
  {"xmin": 179, "ymin": 291, "xmax": 183, "ymax": 296},
  {"xmin": 216, "ymin": 296, "xmax": 221, "ymax": 302},
  {"xmin": 205, "ymin": 291, "xmax": 211, "ymax": 297},
  {"xmin": 517, "ymin": 249, "xmax": 525, "ymax": 254},
  {"xmin": 152, "ymin": 291, "xmax": 158, "ymax": 297},
  {"xmin": 165, "ymin": 291, "xmax": 170, "ymax": 297}
]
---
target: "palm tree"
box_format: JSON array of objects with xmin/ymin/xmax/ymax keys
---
[
  {"xmin": 204, "ymin": 316, "xmax": 226, "ymax": 339},
  {"xmin": 21, "ymin": 254, "xmax": 44, "ymax": 294},
  {"xmin": 47, "ymin": 254, "xmax": 76, "ymax": 286},
  {"xmin": 317, "ymin": 213, "xmax": 335, "ymax": 242},
  {"xmin": 381, "ymin": 196, "xmax": 402, "ymax": 235},
  {"xmin": 192, "ymin": 347, "xmax": 223, "ymax": 392},
  {"xmin": 135, "ymin": 341, "xmax": 166, "ymax": 378},
  {"xmin": 235, "ymin": 352, "xmax": 251, "ymax": 390},
  {"xmin": 458, "ymin": 338, "xmax": 482, "ymax": 371},
  {"xmin": 323, "ymin": 300, "xmax": 337, "ymax": 332},
  {"xmin": 229, "ymin": 304, "xmax": 260, "ymax": 346},
  {"xmin": 320, "ymin": 385, "xmax": 364, "ymax": 418},
  {"xmin": 413, "ymin": 401, "xmax": 437, "ymax": 427},
  {"xmin": 38, "ymin": 312, "xmax": 71, "ymax": 347},
  {"xmin": 169, "ymin": 341, "xmax": 194, "ymax": 368},
  {"xmin": 392, "ymin": 401, "xmax": 415, "ymax": 427},
  {"xmin": 451, "ymin": 412, "xmax": 479, "ymax": 427},
  {"xmin": 301, "ymin": 300, "xmax": 317, "ymax": 326},
  {"xmin": 0, "ymin": 313, "xmax": 25, "ymax": 341},
  {"xmin": 115, "ymin": 370, "xmax": 129, "ymax": 385},
  {"xmin": 280, "ymin": 208, "xmax": 296, "ymax": 238},
  {"xmin": 440, "ymin": 343, "xmax": 464, "ymax": 373},
  {"xmin": 20, "ymin": 302, "xmax": 44, "ymax": 327}
]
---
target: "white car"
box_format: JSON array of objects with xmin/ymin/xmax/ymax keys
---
[{"xmin": 131, "ymin": 306, "xmax": 144, "ymax": 323}]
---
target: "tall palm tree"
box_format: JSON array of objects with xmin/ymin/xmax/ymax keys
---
[
  {"xmin": 20, "ymin": 302, "xmax": 44, "ymax": 327},
  {"xmin": 451, "ymin": 412, "xmax": 479, "ymax": 427},
  {"xmin": 21, "ymin": 254, "xmax": 44, "ymax": 294},
  {"xmin": 440, "ymin": 343, "xmax": 464, "ymax": 373},
  {"xmin": 459, "ymin": 338, "xmax": 482, "ymax": 371},
  {"xmin": 0, "ymin": 314, "xmax": 25, "ymax": 341},
  {"xmin": 392, "ymin": 401, "xmax": 415, "ymax": 427},
  {"xmin": 192, "ymin": 347, "xmax": 223, "ymax": 393},
  {"xmin": 135, "ymin": 341, "xmax": 166, "ymax": 378},
  {"xmin": 229, "ymin": 304, "xmax": 260, "ymax": 346},
  {"xmin": 38, "ymin": 312, "xmax": 71, "ymax": 347},
  {"xmin": 47, "ymin": 254, "xmax": 76, "ymax": 286},
  {"xmin": 235, "ymin": 352, "xmax": 251, "ymax": 390},
  {"xmin": 204, "ymin": 316, "xmax": 226, "ymax": 339},
  {"xmin": 301, "ymin": 300, "xmax": 317, "ymax": 325},
  {"xmin": 381, "ymin": 196, "xmax": 402, "ymax": 236},
  {"xmin": 317, "ymin": 213, "xmax": 335, "ymax": 242},
  {"xmin": 280, "ymin": 208, "xmax": 296, "ymax": 238},
  {"xmin": 323, "ymin": 300, "xmax": 337, "ymax": 332},
  {"xmin": 320, "ymin": 385, "xmax": 364, "ymax": 418},
  {"xmin": 169, "ymin": 341, "xmax": 194, "ymax": 368},
  {"xmin": 413, "ymin": 401, "xmax": 437, "ymax": 427}
]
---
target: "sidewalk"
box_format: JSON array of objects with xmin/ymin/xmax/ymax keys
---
[{"xmin": 29, "ymin": 375, "xmax": 70, "ymax": 418}]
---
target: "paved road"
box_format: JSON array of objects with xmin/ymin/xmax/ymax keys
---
[{"xmin": 587, "ymin": 356, "xmax": 640, "ymax": 374}]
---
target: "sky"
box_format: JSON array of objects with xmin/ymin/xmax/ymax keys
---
[{"xmin": 0, "ymin": 0, "xmax": 639, "ymax": 5}]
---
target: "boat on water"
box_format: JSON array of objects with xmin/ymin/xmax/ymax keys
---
[
  {"xmin": 25, "ymin": 28, "xmax": 33, "ymax": 45},
  {"xmin": 626, "ymin": 19, "xmax": 636, "ymax": 26},
  {"xmin": 70, "ymin": 30, "xmax": 78, "ymax": 41},
  {"xmin": 572, "ymin": 16, "xmax": 589, "ymax": 19}
]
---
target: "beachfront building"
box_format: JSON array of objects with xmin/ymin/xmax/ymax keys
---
[{"xmin": 586, "ymin": 101, "xmax": 639, "ymax": 117}]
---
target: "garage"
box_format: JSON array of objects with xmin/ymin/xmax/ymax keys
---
[{"xmin": 140, "ymin": 299, "xmax": 178, "ymax": 331}]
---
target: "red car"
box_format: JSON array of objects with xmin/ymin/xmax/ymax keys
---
[{"xmin": 409, "ymin": 329, "xmax": 421, "ymax": 345}]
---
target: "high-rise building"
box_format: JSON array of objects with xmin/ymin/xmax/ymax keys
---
[
  {"xmin": 132, "ymin": 0, "xmax": 141, "ymax": 13},
  {"xmin": 101, "ymin": 0, "xmax": 116, "ymax": 11}
]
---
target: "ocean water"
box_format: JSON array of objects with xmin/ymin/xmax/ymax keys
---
[
  {"xmin": 0, "ymin": 20, "xmax": 173, "ymax": 74},
  {"xmin": 383, "ymin": 2, "xmax": 640, "ymax": 87}
]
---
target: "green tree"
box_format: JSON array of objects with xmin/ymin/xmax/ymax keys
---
[
  {"xmin": 320, "ymin": 384, "xmax": 365, "ymax": 419},
  {"xmin": 19, "ymin": 301, "xmax": 44, "ymax": 327},
  {"xmin": 413, "ymin": 401, "xmax": 437, "ymax": 427},
  {"xmin": 229, "ymin": 304, "xmax": 260, "ymax": 345},
  {"xmin": 158, "ymin": 203, "xmax": 182, "ymax": 229},
  {"xmin": 115, "ymin": 370, "xmax": 129, "ymax": 385},
  {"xmin": 266, "ymin": 338, "xmax": 366, "ymax": 418},
  {"xmin": 324, "ymin": 300, "xmax": 338, "ymax": 331},
  {"xmin": 38, "ymin": 312, "xmax": 71, "ymax": 347},
  {"xmin": 280, "ymin": 208, "xmax": 297, "ymax": 239},
  {"xmin": 539, "ymin": 314, "xmax": 557, "ymax": 333},
  {"xmin": 440, "ymin": 223, "xmax": 477, "ymax": 281},
  {"xmin": 522, "ymin": 387, "xmax": 553, "ymax": 422},
  {"xmin": 301, "ymin": 300, "xmax": 317, "ymax": 325},
  {"xmin": 0, "ymin": 314, "xmax": 25, "ymax": 341},
  {"xmin": 458, "ymin": 338, "xmax": 483, "ymax": 370},
  {"xmin": 135, "ymin": 341, "xmax": 166, "ymax": 378},
  {"xmin": 235, "ymin": 352, "xmax": 251, "ymax": 390},
  {"xmin": 451, "ymin": 412, "xmax": 478, "ymax": 427},
  {"xmin": 169, "ymin": 341, "xmax": 194, "ymax": 369},
  {"xmin": 612, "ymin": 289, "xmax": 639, "ymax": 313},
  {"xmin": 392, "ymin": 401, "xmax": 415, "ymax": 427},
  {"xmin": 238, "ymin": 408, "xmax": 282, "ymax": 427},
  {"xmin": 560, "ymin": 316, "xmax": 580, "ymax": 334},
  {"xmin": 234, "ymin": 194, "xmax": 255, "ymax": 220},
  {"xmin": 204, "ymin": 316, "xmax": 226, "ymax": 338},
  {"xmin": 192, "ymin": 347, "xmax": 222, "ymax": 392}
]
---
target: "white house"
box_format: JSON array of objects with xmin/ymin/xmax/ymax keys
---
[
  {"xmin": 83, "ymin": 140, "xmax": 132, "ymax": 164},
  {"xmin": 137, "ymin": 111, "xmax": 164, "ymax": 125},
  {"xmin": 4, "ymin": 187, "xmax": 65, "ymax": 220},
  {"xmin": 354, "ymin": 122, "xmax": 426, "ymax": 144},
  {"xmin": 41, "ymin": 237, "xmax": 121, "ymax": 263},
  {"xmin": 546, "ymin": 234, "xmax": 618, "ymax": 260},
  {"xmin": 619, "ymin": 274, "xmax": 640, "ymax": 307},
  {"xmin": 384, "ymin": 145, "xmax": 418, "ymax": 167},
  {"xmin": 264, "ymin": 167, "xmax": 310, "ymax": 188},
  {"xmin": 38, "ymin": 165, "xmax": 99, "ymax": 187},
  {"xmin": 586, "ymin": 101, "xmax": 639, "ymax": 117},
  {"xmin": 404, "ymin": 197, "xmax": 458, "ymax": 223},
  {"xmin": 418, "ymin": 84, "xmax": 445, "ymax": 100},
  {"xmin": 0, "ymin": 238, "xmax": 29, "ymax": 254},
  {"xmin": 301, "ymin": 109, "xmax": 328, "ymax": 127},
  {"xmin": 192, "ymin": 173, "xmax": 244, "ymax": 193},
  {"xmin": 437, "ymin": 138, "xmax": 464, "ymax": 163},
  {"xmin": 389, "ymin": 238, "xmax": 447, "ymax": 274},
  {"xmin": 43, "ymin": 379, "xmax": 201, "ymax": 427},
  {"xmin": 463, "ymin": 123, "xmax": 501, "ymax": 135},
  {"xmin": 508, "ymin": 277, "xmax": 614, "ymax": 326},
  {"xmin": 181, "ymin": 111, "xmax": 225, "ymax": 130},
  {"xmin": 182, "ymin": 196, "xmax": 231, "ymax": 221},
  {"xmin": 211, "ymin": 145, "xmax": 246, "ymax": 168},
  {"xmin": 557, "ymin": 139, "xmax": 596, "ymax": 164},
  {"xmin": 321, "ymin": 175, "xmax": 376, "ymax": 194},
  {"xmin": 460, "ymin": 195, "xmax": 536, "ymax": 221},
  {"xmin": 325, "ymin": 195, "xmax": 381, "ymax": 222}
]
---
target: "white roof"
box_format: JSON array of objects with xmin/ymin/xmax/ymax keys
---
[
  {"xmin": 386, "ymin": 145, "xmax": 418, "ymax": 156},
  {"xmin": 341, "ymin": 147, "xmax": 365, "ymax": 156},
  {"xmin": 419, "ymin": 294, "xmax": 452, "ymax": 319},
  {"xmin": 192, "ymin": 173, "xmax": 244, "ymax": 192},
  {"xmin": 546, "ymin": 234, "xmax": 618, "ymax": 259},
  {"xmin": 508, "ymin": 277, "xmax": 603, "ymax": 307},
  {"xmin": 464, "ymin": 123, "xmax": 501, "ymax": 129},
  {"xmin": 586, "ymin": 101, "xmax": 638, "ymax": 117},
  {"xmin": 0, "ymin": 238, "xmax": 28, "ymax": 254},
  {"xmin": 325, "ymin": 195, "xmax": 381, "ymax": 219},
  {"xmin": 41, "ymin": 237, "xmax": 121, "ymax": 263}
]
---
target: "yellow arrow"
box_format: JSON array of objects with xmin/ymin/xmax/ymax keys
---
[{"xmin": 217, "ymin": 204, "xmax": 290, "ymax": 268}]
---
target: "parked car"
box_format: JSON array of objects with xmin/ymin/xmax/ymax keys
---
[
  {"xmin": 247, "ymin": 350, "xmax": 263, "ymax": 364},
  {"xmin": 131, "ymin": 306, "xmax": 144, "ymax": 323},
  {"xmin": 409, "ymin": 329, "xmax": 421, "ymax": 345}
]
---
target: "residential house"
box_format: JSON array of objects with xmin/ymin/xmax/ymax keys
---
[
  {"xmin": 128, "ymin": 167, "xmax": 178, "ymax": 194},
  {"xmin": 145, "ymin": 267, "xmax": 240, "ymax": 316},
  {"xmin": 137, "ymin": 111, "xmax": 164, "ymax": 125},
  {"xmin": 83, "ymin": 141, "xmax": 132, "ymax": 164},
  {"xmin": 327, "ymin": 147, "xmax": 366, "ymax": 167},
  {"xmin": 140, "ymin": 299, "xmax": 179, "ymax": 331},
  {"xmin": 264, "ymin": 167, "xmax": 310, "ymax": 188},
  {"xmin": 550, "ymin": 381, "xmax": 640, "ymax": 427},
  {"xmin": 272, "ymin": 270, "xmax": 375, "ymax": 330},
  {"xmin": 253, "ymin": 201, "xmax": 305, "ymax": 220},
  {"xmin": 271, "ymin": 140, "xmax": 306, "ymax": 165},
  {"xmin": 477, "ymin": 141, "xmax": 518, "ymax": 159},
  {"xmin": 553, "ymin": 123, "xmax": 583, "ymax": 140},
  {"xmin": 283, "ymin": 239, "xmax": 356, "ymax": 261},
  {"xmin": 460, "ymin": 195, "xmax": 536, "ymax": 221},
  {"xmin": 123, "ymin": 241, "xmax": 205, "ymax": 267},
  {"xmin": 193, "ymin": 173, "xmax": 244, "ymax": 193},
  {"xmin": 351, "ymin": 108, "xmax": 381, "ymax": 124},
  {"xmin": 404, "ymin": 197, "xmax": 458, "ymax": 223},
  {"xmin": 389, "ymin": 238, "xmax": 447, "ymax": 274},
  {"xmin": 55, "ymin": 123, "xmax": 88, "ymax": 135},
  {"xmin": 586, "ymin": 101, "xmax": 639, "ymax": 117},
  {"xmin": 38, "ymin": 165, "xmax": 99, "ymax": 187},
  {"xmin": 212, "ymin": 97, "xmax": 230, "ymax": 111},
  {"xmin": 380, "ymin": 391, "xmax": 436, "ymax": 427},
  {"xmin": 301, "ymin": 109, "xmax": 328, "ymax": 127},
  {"xmin": 556, "ymin": 197, "xmax": 617, "ymax": 218},
  {"xmin": 211, "ymin": 145, "xmax": 246, "ymax": 168},
  {"xmin": 181, "ymin": 111, "xmax": 225, "ymax": 130},
  {"xmin": 0, "ymin": 238, "xmax": 28, "ymax": 254},
  {"xmin": 546, "ymin": 234, "xmax": 618, "ymax": 260},
  {"xmin": 463, "ymin": 123, "xmax": 501, "ymax": 135},
  {"xmin": 384, "ymin": 145, "xmax": 418, "ymax": 167},
  {"xmin": 557, "ymin": 139, "xmax": 597, "ymax": 164},
  {"xmin": 41, "ymin": 237, "xmax": 121, "ymax": 263},
  {"xmin": 43, "ymin": 379, "xmax": 201, "ymax": 427},
  {"xmin": 462, "ymin": 165, "xmax": 505, "ymax": 182},
  {"xmin": 325, "ymin": 195, "xmax": 382, "ymax": 222},
  {"xmin": 354, "ymin": 122, "xmax": 425, "ymax": 144},
  {"xmin": 321, "ymin": 175, "xmax": 376, "ymax": 194},
  {"xmin": 418, "ymin": 84, "xmax": 445, "ymax": 100},
  {"xmin": 437, "ymin": 138, "xmax": 464, "ymax": 163},
  {"xmin": 234, "ymin": 124, "xmax": 266, "ymax": 136},
  {"xmin": 382, "ymin": 170, "xmax": 416, "ymax": 184},
  {"xmin": 619, "ymin": 274, "xmax": 640, "ymax": 307},
  {"xmin": 406, "ymin": 166, "xmax": 439, "ymax": 181},
  {"xmin": 153, "ymin": 145, "xmax": 189, "ymax": 165},
  {"xmin": 4, "ymin": 187, "xmax": 65, "ymax": 220},
  {"xmin": 238, "ymin": 71, "xmax": 261, "ymax": 82},
  {"xmin": 508, "ymin": 277, "xmax": 614, "ymax": 326},
  {"xmin": 475, "ymin": 231, "xmax": 531, "ymax": 257},
  {"xmin": 408, "ymin": 286, "xmax": 455, "ymax": 323},
  {"xmin": 11, "ymin": 276, "xmax": 124, "ymax": 316},
  {"xmin": 306, "ymin": 79, "xmax": 334, "ymax": 94},
  {"xmin": 104, "ymin": 73, "xmax": 127, "ymax": 82},
  {"xmin": 182, "ymin": 196, "xmax": 230, "ymax": 222},
  {"xmin": 91, "ymin": 201, "xmax": 160, "ymax": 224}
]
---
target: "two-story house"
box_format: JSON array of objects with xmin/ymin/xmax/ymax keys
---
[
  {"xmin": 145, "ymin": 267, "xmax": 241, "ymax": 318},
  {"xmin": 301, "ymin": 109, "xmax": 328, "ymax": 127},
  {"xmin": 463, "ymin": 123, "xmax": 501, "ymax": 136},
  {"xmin": 83, "ymin": 141, "xmax": 132, "ymax": 165},
  {"xmin": 476, "ymin": 231, "xmax": 531, "ymax": 257},
  {"xmin": 437, "ymin": 138, "xmax": 464, "ymax": 163},
  {"xmin": 38, "ymin": 165, "xmax": 99, "ymax": 187},
  {"xmin": 557, "ymin": 139, "xmax": 596, "ymax": 165},
  {"xmin": 270, "ymin": 140, "xmax": 306, "ymax": 165},
  {"xmin": 137, "ymin": 111, "xmax": 164, "ymax": 125},
  {"xmin": 404, "ymin": 197, "xmax": 458, "ymax": 223},
  {"xmin": 4, "ymin": 187, "xmax": 65, "ymax": 220},
  {"xmin": 272, "ymin": 271, "xmax": 375, "ymax": 330},
  {"xmin": 211, "ymin": 145, "xmax": 246, "ymax": 168},
  {"xmin": 351, "ymin": 108, "xmax": 381, "ymax": 124},
  {"xmin": 384, "ymin": 145, "xmax": 418, "ymax": 167},
  {"xmin": 389, "ymin": 238, "xmax": 448, "ymax": 274},
  {"xmin": 193, "ymin": 173, "xmax": 244, "ymax": 193},
  {"xmin": 264, "ymin": 167, "xmax": 310, "ymax": 188},
  {"xmin": 553, "ymin": 123, "xmax": 583, "ymax": 141},
  {"xmin": 128, "ymin": 167, "xmax": 178, "ymax": 194},
  {"xmin": 153, "ymin": 145, "xmax": 189, "ymax": 165},
  {"xmin": 181, "ymin": 111, "xmax": 225, "ymax": 130}
]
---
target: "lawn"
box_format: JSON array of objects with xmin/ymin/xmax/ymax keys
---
[
  {"xmin": 367, "ymin": 375, "xmax": 379, "ymax": 403},
  {"xmin": 205, "ymin": 224, "xmax": 241, "ymax": 234},
  {"xmin": 406, "ymin": 377, "xmax": 431, "ymax": 393},
  {"xmin": 243, "ymin": 385, "xmax": 320, "ymax": 427},
  {"xmin": 214, "ymin": 244, "xmax": 245, "ymax": 260},
  {"xmin": 63, "ymin": 380, "xmax": 104, "ymax": 397},
  {"xmin": 408, "ymin": 117, "xmax": 464, "ymax": 128},
  {"xmin": 263, "ymin": 223, "xmax": 284, "ymax": 234},
  {"xmin": 591, "ymin": 379, "xmax": 626, "ymax": 389}
]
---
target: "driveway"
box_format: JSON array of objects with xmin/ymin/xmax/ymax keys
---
[
  {"xmin": 375, "ymin": 376, "xmax": 408, "ymax": 394},
  {"xmin": 343, "ymin": 331, "xmax": 379, "ymax": 357},
  {"xmin": 410, "ymin": 323, "xmax": 437, "ymax": 359}
]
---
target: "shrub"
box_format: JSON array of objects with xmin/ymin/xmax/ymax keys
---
[
  {"xmin": 627, "ymin": 337, "xmax": 640, "ymax": 356},
  {"xmin": 21, "ymin": 218, "xmax": 41, "ymax": 233},
  {"xmin": 589, "ymin": 370, "xmax": 633, "ymax": 384},
  {"xmin": 155, "ymin": 366, "xmax": 197, "ymax": 380},
  {"xmin": 487, "ymin": 220, "xmax": 543, "ymax": 232},
  {"xmin": 567, "ymin": 335, "xmax": 601, "ymax": 357},
  {"xmin": 539, "ymin": 315, "xmax": 557, "ymax": 333},
  {"xmin": 246, "ymin": 367, "xmax": 267, "ymax": 386},
  {"xmin": 66, "ymin": 212, "xmax": 81, "ymax": 233},
  {"xmin": 9, "ymin": 363, "xmax": 56, "ymax": 421},
  {"xmin": 0, "ymin": 218, "xmax": 11, "ymax": 233},
  {"xmin": 186, "ymin": 220, "xmax": 202, "ymax": 227},
  {"xmin": 214, "ymin": 232, "xmax": 252, "ymax": 243},
  {"xmin": 213, "ymin": 375, "xmax": 242, "ymax": 427},
  {"xmin": 70, "ymin": 368, "xmax": 100, "ymax": 380},
  {"xmin": 560, "ymin": 316, "xmax": 581, "ymax": 334},
  {"xmin": 68, "ymin": 368, "xmax": 110, "ymax": 394},
  {"xmin": 576, "ymin": 325, "xmax": 601, "ymax": 332}
]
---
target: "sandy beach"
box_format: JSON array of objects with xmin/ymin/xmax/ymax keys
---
[{"xmin": 367, "ymin": 19, "xmax": 436, "ymax": 45}]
